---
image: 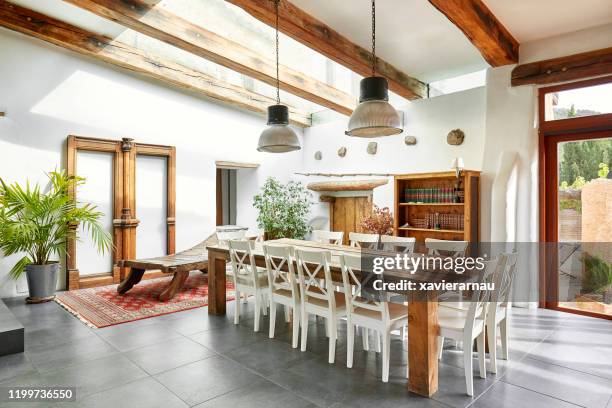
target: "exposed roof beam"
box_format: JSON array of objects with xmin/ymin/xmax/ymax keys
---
[
  {"xmin": 225, "ymin": 0, "xmax": 428, "ymax": 100},
  {"xmin": 428, "ymin": 0, "xmax": 519, "ymax": 66},
  {"xmin": 512, "ymin": 47, "xmax": 612, "ymax": 86},
  {"xmin": 0, "ymin": 0, "xmax": 310, "ymax": 126},
  {"xmin": 63, "ymin": 0, "xmax": 356, "ymax": 116}
]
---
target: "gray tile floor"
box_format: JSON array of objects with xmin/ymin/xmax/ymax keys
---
[{"xmin": 0, "ymin": 296, "xmax": 610, "ymax": 408}]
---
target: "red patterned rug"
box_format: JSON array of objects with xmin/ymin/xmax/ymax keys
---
[{"xmin": 55, "ymin": 272, "xmax": 235, "ymax": 328}]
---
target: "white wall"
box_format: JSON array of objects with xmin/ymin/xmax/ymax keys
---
[
  {"xmin": 481, "ymin": 24, "xmax": 612, "ymax": 305},
  {"xmin": 520, "ymin": 23, "xmax": 612, "ymax": 63},
  {"xmin": 0, "ymin": 29, "xmax": 303, "ymax": 297},
  {"xmin": 300, "ymin": 87, "xmax": 487, "ymax": 224}
]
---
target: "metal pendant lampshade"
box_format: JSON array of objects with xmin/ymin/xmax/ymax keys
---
[
  {"xmin": 257, "ymin": 104, "xmax": 301, "ymax": 153},
  {"xmin": 346, "ymin": 0, "xmax": 403, "ymax": 138},
  {"xmin": 257, "ymin": 0, "xmax": 301, "ymax": 153},
  {"xmin": 346, "ymin": 76, "xmax": 402, "ymax": 137}
]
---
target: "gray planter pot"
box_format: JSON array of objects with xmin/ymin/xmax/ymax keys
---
[{"xmin": 25, "ymin": 263, "xmax": 59, "ymax": 301}]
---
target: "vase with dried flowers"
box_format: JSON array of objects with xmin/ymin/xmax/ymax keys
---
[{"xmin": 360, "ymin": 205, "xmax": 394, "ymax": 236}]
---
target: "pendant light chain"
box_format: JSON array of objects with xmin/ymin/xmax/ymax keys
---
[
  {"xmin": 275, "ymin": 0, "xmax": 280, "ymax": 104},
  {"xmin": 371, "ymin": 0, "xmax": 376, "ymax": 77}
]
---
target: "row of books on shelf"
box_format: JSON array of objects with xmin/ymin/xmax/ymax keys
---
[
  {"xmin": 402, "ymin": 212, "xmax": 464, "ymax": 231},
  {"xmin": 403, "ymin": 188, "xmax": 461, "ymax": 203}
]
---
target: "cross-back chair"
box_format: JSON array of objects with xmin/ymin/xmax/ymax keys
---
[{"xmin": 295, "ymin": 249, "xmax": 347, "ymax": 363}]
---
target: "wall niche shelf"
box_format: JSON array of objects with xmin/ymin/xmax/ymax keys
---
[{"xmin": 393, "ymin": 171, "xmax": 480, "ymax": 243}]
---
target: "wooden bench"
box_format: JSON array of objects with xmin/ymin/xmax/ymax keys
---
[{"xmin": 117, "ymin": 234, "xmax": 217, "ymax": 301}]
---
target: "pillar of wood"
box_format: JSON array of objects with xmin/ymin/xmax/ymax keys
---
[
  {"xmin": 408, "ymin": 291, "xmax": 439, "ymax": 397},
  {"xmin": 114, "ymin": 138, "xmax": 139, "ymax": 280},
  {"xmin": 208, "ymin": 252, "xmax": 228, "ymax": 315}
]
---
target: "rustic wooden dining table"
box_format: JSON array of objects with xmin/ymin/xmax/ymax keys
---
[{"xmin": 206, "ymin": 238, "xmax": 470, "ymax": 397}]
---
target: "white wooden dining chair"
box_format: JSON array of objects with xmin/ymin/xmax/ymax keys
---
[
  {"xmin": 380, "ymin": 235, "xmax": 416, "ymax": 341},
  {"xmin": 349, "ymin": 232, "xmax": 380, "ymax": 249},
  {"xmin": 437, "ymin": 258, "xmax": 499, "ymax": 396},
  {"xmin": 311, "ymin": 230, "xmax": 344, "ymax": 245},
  {"xmin": 487, "ymin": 252, "xmax": 518, "ymax": 373},
  {"xmin": 425, "ymin": 238, "xmax": 468, "ymax": 257},
  {"xmin": 380, "ymin": 235, "xmax": 416, "ymax": 253},
  {"xmin": 295, "ymin": 249, "xmax": 347, "ymax": 363},
  {"xmin": 341, "ymin": 253, "xmax": 408, "ymax": 382},
  {"xmin": 217, "ymin": 229, "xmax": 249, "ymax": 303},
  {"xmin": 228, "ymin": 240, "xmax": 269, "ymax": 332},
  {"xmin": 263, "ymin": 244, "xmax": 301, "ymax": 348}
]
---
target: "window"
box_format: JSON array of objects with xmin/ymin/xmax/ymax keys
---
[
  {"xmin": 543, "ymin": 82, "xmax": 612, "ymax": 121},
  {"xmin": 429, "ymin": 69, "xmax": 486, "ymax": 97}
]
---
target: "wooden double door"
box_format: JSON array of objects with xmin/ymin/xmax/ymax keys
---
[{"xmin": 66, "ymin": 136, "xmax": 176, "ymax": 289}]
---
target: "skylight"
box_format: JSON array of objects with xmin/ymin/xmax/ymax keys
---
[{"xmin": 429, "ymin": 69, "xmax": 487, "ymax": 97}]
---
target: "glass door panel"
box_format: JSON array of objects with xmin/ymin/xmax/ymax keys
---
[
  {"xmin": 135, "ymin": 155, "xmax": 168, "ymax": 259},
  {"xmin": 75, "ymin": 150, "xmax": 114, "ymax": 276},
  {"xmin": 556, "ymin": 137, "xmax": 612, "ymax": 317}
]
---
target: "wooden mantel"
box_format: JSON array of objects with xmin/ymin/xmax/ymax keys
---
[{"xmin": 307, "ymin": 179, "xmax": 388, "ymax": 192}]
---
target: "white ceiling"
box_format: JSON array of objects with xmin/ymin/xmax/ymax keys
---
[
  {"xmin": 484, "ymin": 0, "xmax": 612, "ymax": 42},
  {"xmin": 290, "ymin": 0, "xmax": 489, "ymax": 82},
  {"xmin": 290, "ymin": 0, "xmax": 612, "ymax": 82}
]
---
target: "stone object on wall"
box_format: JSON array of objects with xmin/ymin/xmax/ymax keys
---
[
  {"xmin": 314, "ymin": 151, "xmax": 322, "ymax": 160},
  {"xmin": 337, "ymin": 146, "xmax": 347, "ymax": 157},
  {"xmin": 447, "ymin": 129, "xmax": 465, "ymax": 145},
  {"xmin": 367, "ymin": 142, "xmax": 377, "ymax": 155},
  {"xmin": 404, "ymin": 136, "xmax": 417, "ymax": 145}
]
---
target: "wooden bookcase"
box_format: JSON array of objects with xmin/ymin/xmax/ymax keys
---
[{"xmin": 393, "ymin": 171, "xmax": 480, "ymax": 243}]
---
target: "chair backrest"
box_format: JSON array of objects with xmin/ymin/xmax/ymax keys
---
[
  {"xmin": 228, "ymin": 240, "xmax": 261, "ymax": 287},
  {"xmin": 425, "ymin": 238, "xmax": 468, "ymax": 257},
  {"xmin": 464, "ymin": 258, "xmax": 500, "ymax": 333},
  {"xmin": 311, "ymin": 230, "xmax": 344, "ymax": 245},
  {"xmin": 263, "ymin": 244, "xmax": 298, "ymax": 298},
  {"xmin": 349, "ymin": 232, "xmax": 380, "ymax": 249},
  {"xmin": 217, "ymin": 229, "xmax": 247, "ymax": 244},
  {"xmin": 295, "ymin": 249, "xmax": 335, "ymax": 308},
  {"xmin": 380, "ymin": 235, "xmax": 416, "ymax": 254},
  {"xmin": 340, "ymin": 253, "xmax": 388, "ymax": 321},
  {"xmin": 494, "ymin": 252, "xmax": 518, "ymax": 308}
]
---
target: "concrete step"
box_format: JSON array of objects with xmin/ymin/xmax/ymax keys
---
[{"xmin": 0, "ymin": 299, "xmax": 24, "ymax": 356}]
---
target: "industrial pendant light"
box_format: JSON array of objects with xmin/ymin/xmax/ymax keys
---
[
  {"xmin": 346, "ymin": 0, "xmax": 402, "ymax": 137},
  {"xmin": 257, "ymin": 0, "xmax": 301, "ymax": 153}
]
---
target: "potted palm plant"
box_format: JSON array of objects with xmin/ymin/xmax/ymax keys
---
[{"xmin": 0, "ymin": 170, "xmax": 112, "ymax": 303}]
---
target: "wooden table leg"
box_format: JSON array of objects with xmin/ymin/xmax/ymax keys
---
[
  {"xmin": 408, "ymin": 291, "xmax": 439, "ymax": 397},
  {"xmin": 159, "ymin": 270, "xmax": 189, "ymax": 301},
  {"xmin": 207, "ymin": 252, "xmax": 227, "ymax": 315},
  {"xmin": 117, "ymin": 268, "xmax": 145, "ymax": 294}
]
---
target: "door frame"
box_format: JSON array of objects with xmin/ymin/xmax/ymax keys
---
[
  {"xmin": 538, "ymin": 76, "xmax": 612, "ymax": 319},
  {"xmin": 66, "ymin": 136, "xmax": 175, "ymax": 289}
]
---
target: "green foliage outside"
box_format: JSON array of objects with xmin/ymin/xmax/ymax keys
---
[
  {"xmin": 559, "ymin": 198, "xmax": 582, "ymax": 214},
  {"xmin": 559, "ymin": 139, "xmax": 612, "ymax": 186},
  {"xmin": 582, "ymin": 253, "xmax": 612, "ymax": 294},
  {"xmin": 253, "ymin": 177, "xmax": 312, "ymax": 240},
  {"xmin": 0, "ymin": 171, "xmax": 112, "ymax": 279}
]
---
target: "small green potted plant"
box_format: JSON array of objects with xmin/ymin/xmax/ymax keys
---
[
  {"xmin": 0, "ymin": 170, "xmax": 112, "ymax": 302},
  {"xmin": 253, "ymin": 177, "xmax": 312, "ymax": 240}
]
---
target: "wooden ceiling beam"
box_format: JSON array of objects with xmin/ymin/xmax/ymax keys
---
[
  {"xmin": 0, "ymin": 0, "xmax": 310, "ymax": 126},
  {"xmin": 64, "ymin": 0, "xmax": 356, "ymax": 116},
  {"xmin": 512, "ymin": 47, "xmax": 612, "ymax": 86},
  {"xmin": 428, "ymin": 0, "xmax": 519, "ymax": 66},
  {"xmin": 225, "ymin": 0, "xmax": 428, "ymax": 100}
]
